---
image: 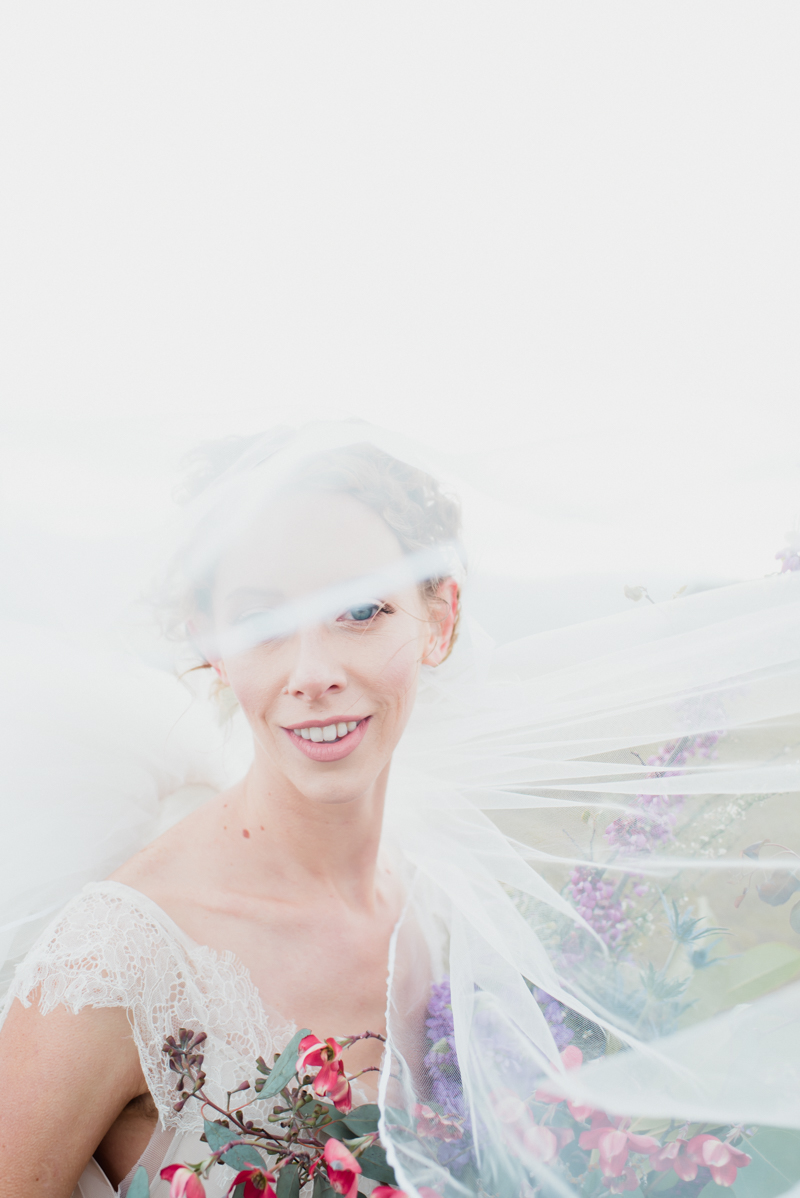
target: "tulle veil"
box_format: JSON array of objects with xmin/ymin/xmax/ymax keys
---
[{"xmin": 2, "ymin": 420, "xmax": 800, "ymax": 1197}]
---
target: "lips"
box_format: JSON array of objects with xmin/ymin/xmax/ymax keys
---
[{"xmin": 283, "ymin": 716, "xmax": 370, "ymax": 762}]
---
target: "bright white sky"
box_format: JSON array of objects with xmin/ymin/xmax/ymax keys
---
[{"xmin": 1, "ymin": 4, "xmax": 799, "ymax": 633}]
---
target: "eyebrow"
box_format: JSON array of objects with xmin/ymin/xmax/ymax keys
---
[{"xmin": 222, "ymin": 587, "xmax": 285, "ymax": 611}]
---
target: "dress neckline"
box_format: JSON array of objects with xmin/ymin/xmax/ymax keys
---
[{"xmin": 85, "ymin": 877, "xmax": 297, "ymax": 1040}]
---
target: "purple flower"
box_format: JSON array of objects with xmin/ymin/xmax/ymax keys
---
[
  {"xmin": 424, "ymin": 979, "xmax": 464, "ymax": 1118},
  {"xmin": 532, "ymin": 988, "xmax": 574, "ymax": 1051},
  {"xmin": 564, "ymin": 867, "xmax": 632, "ymax": 949},
  {"xmin": 604, "ymin": 733, "xmax": 723, "ymax": 857},
  {"xmin": 777, "ymin": 546, "xmax": 800, "ymax": 573}
]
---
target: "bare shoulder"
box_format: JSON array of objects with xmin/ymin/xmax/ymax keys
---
[
  {"xmin": 0, "ymin": 997, "xmax": 145, "ymax": 1195},
  {"xmin": 110, "ymin": 783, "xmax": 239, "ymax": 897}
]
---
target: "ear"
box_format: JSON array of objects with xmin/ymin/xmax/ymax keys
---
[
  {"xmin": 422, "ymin": 578, "xmax": 460, "ymax": 667},
  {"xmin": 188, "ymin": 618, "xmax": 230, "ymax": 686}
]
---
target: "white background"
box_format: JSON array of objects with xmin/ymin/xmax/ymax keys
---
[{"xmin": 1, "ymin": 3, "xmax": 798, "ymax": 639}]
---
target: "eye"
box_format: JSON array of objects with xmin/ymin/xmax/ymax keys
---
[
  {"xmin": 338, "ymin": 602, "xmax": 390, "ymax": 623},
  {"xmin": 232, "ymin": 609, "xmax": 268, "ymax": 625}
]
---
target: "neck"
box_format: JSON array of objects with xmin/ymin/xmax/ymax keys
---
[{"xmin": 233, "ymin": 750, "xmax": 390, "ymax": 912}]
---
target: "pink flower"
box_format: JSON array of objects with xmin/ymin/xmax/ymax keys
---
[
  {"xmin": 296, "ymin": 1034, "xmax": 353, "ymax": 1112},
  {"xmin": 320, "ymin": 1137, "xmax": 362, "ymax": 1198},
  {"xmin": 534, "ymin": 1046, "xmax": 594, "ymax": 1120},
  {"xmin": 414, "ymin": 1103, "xmax": 464, "ymax": 1142},
  {"xmin": 161, "ymin": 1165, "xmax": 206, "ymax": 1198},
  {"xmin": 489, "ymin": 1088, "xmax": 573, "ymax": 1163},
  {"xmin": 687, "ymin": 1134, "xmax": 752, "ymax": 1187},
  {"xmin": 372, "ymin": 1189, "xmax": 407, "ymax": 1198},
  {"xmin": 649, "ymin": 1138, "xmax": 696, "ymax": 1181},
  {"xmin": 227, "ymin": 1167, "xmax": 278, "ymax": 1198},
  {"xmin": 520, "ymin": 1122, "xmax": 574, "ymax": 1164},
  {"xmin": 297, "ymin": 1034, "xmax": 344, "ymax": 1072},
  {"xmin": 579, "ymin": 1113, "xmax": 659, "ymax": 1178}
]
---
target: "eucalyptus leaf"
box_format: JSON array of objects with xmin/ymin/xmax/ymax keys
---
[
  {"xmin": 277, "ymin": 1162, "xmax": 300, "ymax": 1198},
  {"xmin": 312, "ymin": 1171, "xmax": 337, "ymax": 1198},
  {"xmin": 126, "ymin": 1166, "xmax": 151, "ymax": 1198},
  {"xmin": 203, "ymin": 1118, "xmax": 265, "ymax": 1169},
  {"xmin": 257, "ymin": 1028, "xmax": 312, "ymax": 1099},
  {"xmin": 698, "ymin": 1184, "xmax": 738, "ymax": 1197},
  {"xmin": 320, "ymin": 1120, "xmax": 350, "ymax": 1141},
  {"xmin": 343, "ymin": 1104, "xmax": 380, "ymax": 1135},
  {"xmin": 357, "ymin": 1144, "xmax": 397, "ymax": 1186},
  {"xmin": 650, "ymin": 1170, "xmax": 680, "ymax": 1193},
  {"xmin": 790, "ymin": 901, "xmax": 800, "ymax": 935}
]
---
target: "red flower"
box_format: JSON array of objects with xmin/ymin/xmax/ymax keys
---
[
  {"xmin": 161, "ymin": 1165, "xmax": 206, "ymax": 1198},
  {"xmin": 687, "ymin": 1134, "xmax": 751, "ymax": 1187},
  {"xmin": 579, "ymin": 1113, "xmax": 659, "ymax": 1178},
  {"xmin": 414, "ymin": 1103, "xmax": 464, "ymax": 1142},
  {"xmin": 296, "ymin": 1034, "xmax": 353, "ymax": 1113},
  {"xmin": 372, "ymin": 1191, "xmax": 439, "ymax": 1198},
  {"xmin": 520, "ymin": 1121, "xmax": 574, "ymax": 1164},
  {"xmin": 226, "ymin": 1166, "xmax": 278, "ymax": 1198},
  {"xmin": 534, "ymin": 1046, "xmax": 594, "ymax": 1120},
  {"xmin": 320, "ymin": 1137, "xmax": 362, "ymax": 1198},
  {"xmin": 649, "ymin": 1137, "xmax": 697, "ymax": 1181},
  {"xmin": 650, "ymin": 1133, "xmax": 751, "ymax": 1185}
]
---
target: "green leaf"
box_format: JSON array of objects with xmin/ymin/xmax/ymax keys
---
[
  {"xmin": 298, "ymin": 1098, "xmax": 339, "ymax": 1122},
  {"xmin": 732, "ymin": 1126, "xmax": 800, "ymax": 1197},
  {"xmin": 224, "ymin": 1144, "xmax": 268, "ymax": 1170},
  {"xmin": 203, "ymin": 1118, "xmax": 265, "ymax": 1170},
  {"xmin": 257, "ymin": 1028, "xmax": 312, "ymax": 1099},
  {"xmin": 126, "ymin": 1166, "xmax": 151, "ymax": 1198},
  {"xmin": 344, "ymin": 1103, "xmax": 381, "ymax": 1135},
  {"xmin": 319, "ymin": 1120, "xmax": 351, "ymax": 1141},
  {"xmin": 683, "ymin": 942, "xmax": 800, "ymax": 1023},
  {"xmin": 699, "ymin": 1184, "xmax": 737, "ymax": 1197},
  {"xmin": 649, "ymin": 1169, "xmax": 679, "ymax": 1192},
  {"xmin": 312, "ymin": 1171, "xmax": 337, "ymax": 1198},
  {"xmin": 276, "ymin": 1162, "xmax": 301, "ymax": 1198},
  {"xmin": 357, "ymin": 1144, "xmax": 397, "ymax": 1186}
]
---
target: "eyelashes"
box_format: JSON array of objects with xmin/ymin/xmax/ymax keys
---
[
  {"xmin": 337, "ymin": 601, "xmax": 395, "ymax": 625},
  {"xmin": 231, "ymin": 601, "xmax": 395, "ymax": 629}
]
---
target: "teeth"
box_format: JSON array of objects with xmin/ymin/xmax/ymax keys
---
[{"xmin": 294, "ymin": 719, "xmax": 362, "ymax": 742}]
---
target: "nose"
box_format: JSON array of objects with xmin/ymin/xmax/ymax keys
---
[{"xmin": 284, "ymin": 625, "xmax": 347, "ymax": 703}]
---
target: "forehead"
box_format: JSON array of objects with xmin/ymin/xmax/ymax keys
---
[{"xmin": 213, "ymin": 489, "xmax": 405, "ymax": 605}]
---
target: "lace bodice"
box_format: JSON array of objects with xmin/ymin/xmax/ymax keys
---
[{"xmin": 2, "ymin": 880, "xmax": 296, "ymax": 1133}]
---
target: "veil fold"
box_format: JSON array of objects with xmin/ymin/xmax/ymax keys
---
[{"xmin": 2, "ymin": 422, "xmax": 799, "ymax": 1195}]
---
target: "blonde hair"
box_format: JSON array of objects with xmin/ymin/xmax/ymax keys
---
[{"xmin": 169, "ymin": 436, "xmax": 463, "ymax": 664}]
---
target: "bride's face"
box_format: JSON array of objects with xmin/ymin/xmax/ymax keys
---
[{"xmin": 209, "ymin": 490, "xmax": 452, "ymax": 805}]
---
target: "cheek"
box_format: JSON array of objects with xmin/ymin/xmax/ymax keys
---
[
  {"xmin": 223, "ymin": 655, "xmax": 276, "ymax": 719},
  {"xmin": 370, "ymin": 636, "xmax": 422, "ymax": 714}
]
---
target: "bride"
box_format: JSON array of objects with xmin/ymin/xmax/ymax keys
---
[
  {"xmin": 0, "ymin": 432, "xmax": 460, "ymax": 1196},
  {"xmin": 1, "ymin": 422, "xmax": 800, "ymax": 1198}
]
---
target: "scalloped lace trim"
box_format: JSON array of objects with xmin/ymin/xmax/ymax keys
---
[{"xmin": 3, "ymin": 880, "xmax": 295, "ymax": 1133}]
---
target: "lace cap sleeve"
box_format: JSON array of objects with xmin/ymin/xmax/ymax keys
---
[{"xmin": 1, "ymin": 880, "xmax": 294, "ymax": 1130}]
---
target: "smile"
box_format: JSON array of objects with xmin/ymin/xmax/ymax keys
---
[
  {"xmin": 283, "ymin": 717, "xmax": 370, "ymax": 762},
  {"xmin": 294, "ymin": 720, "xmax": 359, "ymax": 743}
]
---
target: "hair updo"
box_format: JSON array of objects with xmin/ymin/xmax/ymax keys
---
[{"xmin": 170, "ymin": 432, "xmax": 463, "ymax": 663}]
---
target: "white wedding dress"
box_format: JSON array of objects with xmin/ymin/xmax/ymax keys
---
[
  {"xmin": 3, "ymin": 558, "xmax": 800, "ymax": 1194},
  {"xmin": 4, "ymin": 879, "xmax": 296, "ymax": 1198}
]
